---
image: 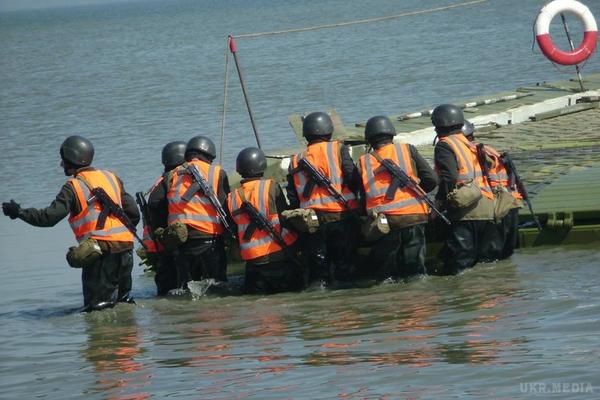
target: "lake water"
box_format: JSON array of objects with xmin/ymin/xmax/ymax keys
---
[{"xmin": 1, "ymin": 0, "xmax": 599, "ymax": 398}]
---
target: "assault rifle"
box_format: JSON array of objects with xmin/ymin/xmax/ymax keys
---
[
  {"xmin": 135, "ymin": 191, "xmax": 150, "ymax": 226},
  {"xmin": 184, "ymin": 164, "xmax": 236, "ymax": 239},
  {"xmin": 500, "ymin": 152, "xmax": 543, "ymax": 232},
  {"xmin": 233, "ymin": 199, "xmax": 300, "ymax": 264},
  {"xmin": 476, "ymin": 143, "xmax": 490, "ymax": 179},
  {"xmin": 135, "ymin": 191, "xmax": 160, "ymax": 250},
  {"xmin": 293, "ymin": 158, "xmax": 352, "ymax": 209},
  {"xmin": 237, "ymin": 202, "xmax": 287, "ymax": 249},
  {"xmin": 373, "ymin": 157, "xmax": 451, "ymax": 225},
  {"xmin": 89, "ymin": 187, "xmax": 146, "ymax": 249}
]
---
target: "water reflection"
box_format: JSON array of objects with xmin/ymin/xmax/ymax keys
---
[
  {"xmin": 299, "ymin": 263, "xmax": 525, "ymax": 369},
  {"xmin": 145, "ymin": 298, "xmax": 301, "ymax": 397},
  {"xmin": 154, "ymin": 264, "xmax": 525, "ymax": 376},
  {"xmin": 435, "ymin": 263, "xmax": 525, "ymax": 365},
  {"xmin": 82, "ymin": 305, "xmax": 150, "ymax": 400},
  {"xmin": 74, "ymin": 262, "xmax": 528, "ymax": 398},
  {"xmin": 66, "ymin": 257, "xmax": 584, "ymax": 399}
]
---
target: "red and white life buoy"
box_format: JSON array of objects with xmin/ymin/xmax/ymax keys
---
[{"xmin": 535, "ymin": 0, "xmax": 598, "ymax": 65}]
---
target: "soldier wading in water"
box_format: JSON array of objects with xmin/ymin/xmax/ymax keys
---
[{"xmin": 2, "ymin": 136, "xmax": 140, "ymax": 312}]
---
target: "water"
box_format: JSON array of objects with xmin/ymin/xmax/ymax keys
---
[{"xmin": 1, "ymin": 0, "xmax": 600, "ymax": 398}]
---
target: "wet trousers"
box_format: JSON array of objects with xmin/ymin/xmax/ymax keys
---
[
  {"xmin": 301, "ymin": 217, "xmax": 359, "ymax": 284},
  {"xmin": 499, "ymin": 208, "xmax": 519, "ymax": 259},
  {"xmin": 154, "ymin": 252, "xmax": 178, "ymax": 296},
  {"xmin": 175, "ymin": 237, "xmax": 227, "ymax": 288},
  {"xmin": 244, "ymin": 259, "xmax": 304, "ymax": 295},
  {"xmin": 369, "ymin": 224, "xmax": 427, "ymax": 280},
  {"xmin": 82, "ymin": 250, "xmax": 133, "ymax": 311},
  {"xmin": 440, "ymin": 220, "xmax": 502, "ymax": 274}
]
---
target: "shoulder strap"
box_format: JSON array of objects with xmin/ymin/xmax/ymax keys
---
[
  {"xmin": 74, "ymin": 174, "xmax": 95, "ymax": 198},
  {"xmin": 237, "ymin": 187, "xmax": 248, "ymax": 203},
  {"xmin": 370, "ymin": 150, "xmax": 385, "ymax": 164},
  {"xmin": 370, "ymin": 148, "xmax": 405, "ymax": 170}
]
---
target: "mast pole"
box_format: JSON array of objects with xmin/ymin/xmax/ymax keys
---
[
  {"xmin": 560, "ymin": 13, "xmax": 585, "ymax": 92},
  {"xmin": 228, "ymin": 35, "xmax": 263, "ymax": 149}
]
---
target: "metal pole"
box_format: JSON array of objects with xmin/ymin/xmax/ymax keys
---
[
  {"xmin": 560, "ymin": 13, "xmax": 585, "ymax": 92},
  {"xmin": 228, "ymin": 35, "xmax": 262, "ymax": 149},
  {"xmin": 219, "ymin": 38, "xmax": 230, "ymax": 163}
]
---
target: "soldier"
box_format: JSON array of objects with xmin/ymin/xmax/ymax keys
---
[
  {"xmin": 166, "ymin": 136, "xmax": 230, "ymax": 289},
  {"xmin": 463, "ymin": 121, "xmax": 523, "ymax": 258},
  {"xmin": 431, "ymin": 104, "xmax": 500, "ymax": 274},
  {"xmin": 138, "ymin": 141, "xmax": 186, "ymax": 295},
  {"xmin": 228, "ymin": 147, "xmax": 302, "ymax": 294},
  {"xmin": 286, "ymin": 111, "xmax": 360, "ymax": 287},
  {"xmin": 2, "ymin": 136, "xmax": 140, "ymax": 312},
  {"xmin": 358, "ymin": 116, "xmax": 438, "ymax": 280}
]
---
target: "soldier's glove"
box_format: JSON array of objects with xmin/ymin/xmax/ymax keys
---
[{"xmin": 2, "ymin": 200, "xmax": 21, "ymax": 219}]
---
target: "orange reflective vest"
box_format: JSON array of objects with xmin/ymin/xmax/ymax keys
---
[
  {"xmin": 227, "ymin": 179, "xmax": 297, "ymax": 261},
  {"xmin": 439, "ymin": 134, "xmax": 494, "ymax": 200},
  {"xmin": 167, "ymin": 160, "xmax": 224, "ymax": 235},
  {"xmin": 481, "ymin": 145, "xmax": 523, "ymax": 200},
  {"xmin": 141, "ymin": 176, "xmax": 165, "ymax": 253},
  {"xmin": 359, "ymin": 143, "xmax": 429, "ymax": 216},
  {"xmin": 289, "ymin": 141, "xmax": 358, "ymax": 212},
  {"xmin": 68, "ymin": 169, "xmax": 134, "ymax": 243}
]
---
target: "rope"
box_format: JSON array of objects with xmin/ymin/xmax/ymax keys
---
[
  {"xmin": 219, "ymin": 0, "xmax": 489, "ymax": 160},
  {"xmin": 530, "ymin": 8, "xmax": 589, "ymax": 88},
  {"xmin": 231, "ymin": 0, "xmax": 488, "ymax": 39},
  {"xmin": 219, "ymin": 37, "xmax": 230, "ymax": 163}
]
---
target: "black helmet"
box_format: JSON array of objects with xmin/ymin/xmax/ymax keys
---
[
  {"xmin": 302, "ymin": 111, "xmax": 334, "ymax": 138},
  {"xmin": 236, "ymin": 147, "xmax": 267, "ymax": 177},
  {"xmin": 186, "ymin": 136, "xmax": 216, "ymax": 160},
  {"xmin": 364, "ymin": 115, "xmax": 396, "ymax": 143},
  {"xmin": 161, "ymin": 141, "xmax": 186, "ymax": 167},
  {"xmin": 60, "ymin": 135, "xmax": 94, "ymax": 167},
  {"xmin": 431, "ymin": 104, "xmax": 464, "ymax": 128},
  {"xmin": 462, "ymin": 120, "xmax": 475, "ymax": 139}
]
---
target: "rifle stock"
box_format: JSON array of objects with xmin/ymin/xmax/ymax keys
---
[{"xmin": 302, "ymin": 179, "xmax": 316, "ymax": 199}]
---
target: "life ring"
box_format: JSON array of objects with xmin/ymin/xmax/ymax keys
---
[{"xmin": 535, "ymin": 0, "xmax": 598, "ymax": 65}]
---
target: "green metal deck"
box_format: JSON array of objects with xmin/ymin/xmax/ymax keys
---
[{"xmin": 518, "ymin": 166, "xmax": 600, "ymax": 247}]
